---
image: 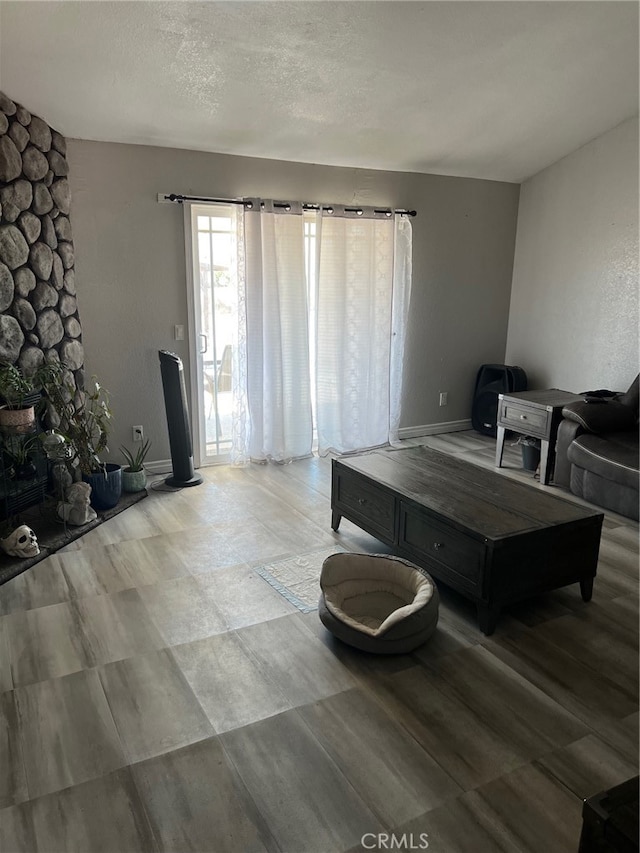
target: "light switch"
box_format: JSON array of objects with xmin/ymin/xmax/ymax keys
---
[{"xmin": 174, "ymin": 324, "xmax": 185, "ymax": 341}]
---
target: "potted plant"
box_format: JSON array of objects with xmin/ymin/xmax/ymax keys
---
[
  {"xmin": 0, "ymin": 362, "xmax": 41, "ymax": 432},
  {"xmin": 2, "ymin": 433, "xmax": 41, "ymax": 480},
  {"xmin": 120, "ymin": 439, "xmax": 151, "ymax": 493},
  {"xmin": 39, "ymin": 365, "xmax": 122, "ymax": 510}
]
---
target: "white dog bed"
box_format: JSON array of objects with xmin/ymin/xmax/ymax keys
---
[{"xmin": 319, "ymin": 552, "xmax": 439, "ymax": 654}]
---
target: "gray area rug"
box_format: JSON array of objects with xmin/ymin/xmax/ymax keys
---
[
  {"xmin": 0, "ymin": 490, "xmax": 148, "ymax": 586},
  {"xmin": 256, "ymin": 546, "xmax": 346, "ymax": 613}
]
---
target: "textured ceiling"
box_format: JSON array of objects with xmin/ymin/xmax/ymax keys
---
[{"xmin": 0, "ymin": 1, "xmax": 638, "ymax": 182}]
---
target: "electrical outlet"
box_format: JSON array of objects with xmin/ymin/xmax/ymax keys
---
[
  {"xmin": 439, "ymin": 392, "xmax": 448, "ymax": 407},
  {"xmin": 132, "ymin": 425, "xmax": 144, "ymax": 442}
]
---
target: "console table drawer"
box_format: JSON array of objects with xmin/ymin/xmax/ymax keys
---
[
  {"xmin": 499, "ymin": 400, "xmax": 549, "ymax": 437},
  {"xmin": 399, "ymin": 504, "xmax": 484, "ymax": 589},
  {"xmin": 334, "ymin": 470, "xmax": 396, "ymax": 539}
]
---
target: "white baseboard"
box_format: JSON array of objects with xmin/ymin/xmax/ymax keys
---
[
  {"xmin": 147, "ymin": 425, "xmax": 473, "ymax": 469},
  {"xmin": 145, "ymin": 459, "xmax": 173, "ymax": 475},
  {"xmin": 398, "ymin": 419, "xmax": 472, "ymax": 439}
]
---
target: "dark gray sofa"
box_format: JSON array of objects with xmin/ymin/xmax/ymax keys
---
[{"xmin": 555, "ymin": 375, "xmax": 639, "ymax": 520}]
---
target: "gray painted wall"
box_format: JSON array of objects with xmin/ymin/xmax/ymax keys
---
[
  {"xmin": 66, "ymin": 139, "xmax": 520, "ymax": 463},
  {"xmin": 506, "ymin": 116, "xmax": 639, "ymax": 393}
]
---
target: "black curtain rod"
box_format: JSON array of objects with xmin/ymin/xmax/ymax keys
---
[{"xmin": 164, "ymin": 193, "xmax": 416, "ymax": 217}]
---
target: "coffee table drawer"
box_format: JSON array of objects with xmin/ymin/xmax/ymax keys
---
[
  {"xmin": 334, "ymin": 470, "xmax": 396, "ymax": 540},
  {"xmin": 399, "ymin": 504, "xmax": 485, "ymax": 591},
  {"xmin": 499, "ymin": 399, "xmax": 549, "ymax": 437}
]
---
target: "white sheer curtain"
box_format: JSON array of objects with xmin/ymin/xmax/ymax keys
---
[
  {"xmin": 315, "ymin": 210, "xmax": 412, "ymax": 455},
  {"xmin": 230, "ymin": 204, "xmax": 249, "ymax": 464},
  {"xmin": 236, "ymin": 200, "xmax": 313, "ymax": 463}
]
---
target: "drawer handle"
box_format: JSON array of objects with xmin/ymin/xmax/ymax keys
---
[
  {"xmin": 433, "ymin": 542, "xmax": 445, "ymax": 551},
  {"xmin": 358, "ymin": 498, "xmax": 367, "ymax": 505},
  {"xmin": 519, "ymin": 414, "xmax": 527, "ymax": 420}
]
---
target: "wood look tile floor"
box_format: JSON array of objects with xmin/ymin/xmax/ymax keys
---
[{"xmin": 0, "ymin": 432, "xmax": 637, "ymax": 853}]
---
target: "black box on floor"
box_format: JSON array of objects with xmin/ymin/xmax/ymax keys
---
[{"xmin": 579, "ymin": 776, "xmax": 639, "ymax": 853}]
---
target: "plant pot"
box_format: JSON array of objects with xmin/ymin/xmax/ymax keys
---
[
  {"xmin": 0, "ymin": 405, "xmax": 35, "ymax": 433},
  {"xmin": 122, "ymin": 468, "xmax": 147, "ymax": 493},
  {"xmin": 14, "ymin": 460, "xmax": 37, "ymax": 480},
  {"xmin": 83, "ymin": 463, "xmax": 122, "ymax": 510}
]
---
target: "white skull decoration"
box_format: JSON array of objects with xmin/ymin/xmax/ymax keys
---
[{"xmin": 0, "ymin": 525, "xmax": 40, "ymax": 558}]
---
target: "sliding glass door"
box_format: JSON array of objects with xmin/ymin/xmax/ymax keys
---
[
  {"xmin": 185, "ymin": 201, "xmax": 411, "ymax": 465},
  {"xmin": 185, "ymin": 203, "xmax": 239, "ymax": 465}
]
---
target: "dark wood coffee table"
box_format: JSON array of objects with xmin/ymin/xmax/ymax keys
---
[{"xmin": 331, "ymin": 446, "xmax": 603, "ymax": 634}]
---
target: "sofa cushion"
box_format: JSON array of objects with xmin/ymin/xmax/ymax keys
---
[
  {"xmin": 570, "ymin": 468, "xmax": 639, "ymax": 521},
  {"xmin": 619, "ymin": 374, "xmax": 639, "ymax": 419},
  {"xmin": 568, "ymin": 432, "xmax": 639, "ymax": 491},
  {"xmin": 562, "ymin": 399, "xmax": 637, "ymax": 433}
]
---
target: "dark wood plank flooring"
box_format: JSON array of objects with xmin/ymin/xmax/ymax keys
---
[{"xmin": 0, "ymin": 431, "xmax": 637, "ymax": 852}]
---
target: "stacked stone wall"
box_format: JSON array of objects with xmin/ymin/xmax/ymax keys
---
[{"xmin": 0, "ymin": 91, "xmax": 84, "ymax": 388}]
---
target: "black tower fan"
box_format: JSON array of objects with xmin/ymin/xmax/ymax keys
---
[{"xmin": 158, "ymin": 350, "xmax": 203, "ymax": 487}]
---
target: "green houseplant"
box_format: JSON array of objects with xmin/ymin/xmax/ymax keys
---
[
  {"xmin": 0, "ymin": 362, "xmax": 42, "ymax": 431},
  {"xmin": 2, "ymin": 432, "xmax": 41, "ymax": 480},
  {"xmin": 39, "ymin": 364, "xmax": 122, "ymax": 509},
  {"xmin": 120, "ymin": 439, "xmax": 151, "ymax": 492}
]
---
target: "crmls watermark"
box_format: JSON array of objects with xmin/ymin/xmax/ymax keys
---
[{"xmin": 361, "ymin": 832, "xmax": 429, "ymax": 850}]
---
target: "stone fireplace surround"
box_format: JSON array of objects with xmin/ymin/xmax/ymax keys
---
[{"xmin": 0, "ymin": 90, "xmax": 84, "ymax": 392}]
